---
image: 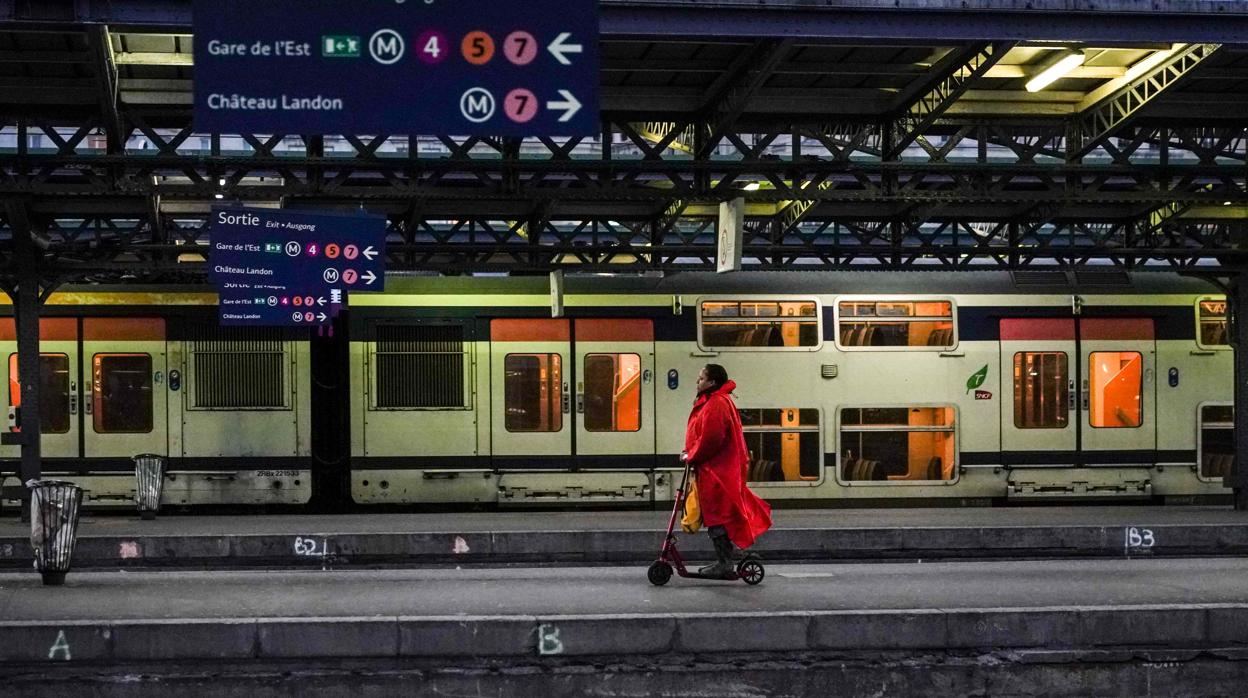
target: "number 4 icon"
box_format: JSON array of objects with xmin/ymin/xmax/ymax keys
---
[{"xmin": 417, "ymin": 29, "xmax": 447, "ymax": 65}]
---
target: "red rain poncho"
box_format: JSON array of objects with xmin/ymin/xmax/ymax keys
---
[{"xmin": 683, "ymin": 380, "xmax": 772, "ymax": 549}]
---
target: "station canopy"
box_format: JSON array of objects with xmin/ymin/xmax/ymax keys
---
[{"xmin": 1, "ymin": 0, "xmax": 1248, "ymax": 278}]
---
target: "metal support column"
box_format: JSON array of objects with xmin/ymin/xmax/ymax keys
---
[
  {"xmin": 11, "ymin": 213, "xmax": 42, "ymax": 490},
  {"xmin": 1232, "ymin": 275, "xmax": 1248, "ymax": 509}
]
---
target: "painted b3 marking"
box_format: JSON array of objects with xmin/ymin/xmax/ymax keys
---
[{"xmin": 1124, "ymin": 527, "xmax": 1156, "ymax": 549}]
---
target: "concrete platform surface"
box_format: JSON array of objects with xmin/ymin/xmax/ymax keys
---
[
  {"xmin": 2, "ymin": 558, "xmax": 1248, "ymax": 662},
  {"xmin": 2, "ymin": 506, "xmax": 1247, "ymax": 568}
]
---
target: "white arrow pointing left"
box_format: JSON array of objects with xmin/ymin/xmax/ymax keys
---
[
  {"xmin": 363, "ymin": 270, "xmax": 377, "ymax": 285},
  {"xmin": 547, "ymin": 32, "xmax": 582, "ymax": 66},
  {"xmin": 363, "ymin": 246, "xmax": 378, "ymax": 261},
  {"xmin": 547, "ymin": 90, "xmax": 582, "ymax": 123},
  {"xmin": 317, "ymin": 297, "xmax": 326, "ymax": 307}
]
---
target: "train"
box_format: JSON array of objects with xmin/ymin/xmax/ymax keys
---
[{"xmin": 0, "ymin": 269, "xmax": 1235, "ymax": 509}]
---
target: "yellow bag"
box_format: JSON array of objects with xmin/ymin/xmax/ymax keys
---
[{"xmin": 681, "ymin": 477, "xmax": 703, "ymax": 534}]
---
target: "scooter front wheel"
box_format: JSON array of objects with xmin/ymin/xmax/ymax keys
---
[
  {"xmin": 737, "ymin": 559, "xmax": 765, "ymax": 586},
  {"xmin": 647, "ymin": 561, "xmax": 674, "ymax": 586}
]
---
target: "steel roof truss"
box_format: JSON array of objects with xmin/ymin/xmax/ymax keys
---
[
  {"xmin": 1070, "ymin": 43, "xmax": 1222, "ymax": 161},
  {"xmin": 887, "ymin": 42, "xmax": 1014, "ymax": 160}
]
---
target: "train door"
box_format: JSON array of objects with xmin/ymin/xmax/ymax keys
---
[
  {"xmin": 490, "ymin": 319, "xmax": 571, "ymax": 464},
  {"xmin": 573, "ymin": 319, "xmax": 655, "ymax": 466},
  {"xmin": 1078, "ymin": 318, "xmax": 1155, "ymax": 462},
  {"xmin": 1000, "ymin": 317, "xmax": 1155, "ymax": 465},
  {"xmin": 81, "ymin": 318, "xmax": 169, "ymax": 460},
  {"xmin": 3, "ymin": 318, "xmax": 80, "ymax": 461},
  {"xmin": 999, "ymin": 319, "xmax": 1076, "ymax": 464}
]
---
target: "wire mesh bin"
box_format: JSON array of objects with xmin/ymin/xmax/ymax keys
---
[
  {"xmin": 132, "ymin": 453, "xmax": 166, "ymax": 520},
  {"xmin": 29, "ymin": 480, "xmax": 84, "ymax": 586}
]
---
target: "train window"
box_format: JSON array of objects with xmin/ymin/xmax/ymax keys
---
[
  {"xmin": 839, "ymin": 407, "xmax": 955, "ymax": 482},
  {"xmin": 7, "ymin": 353, "xmax": 71, "ymax": 434},
  {"xmin": 1199, "ymin": 405, "xmax": 1234, "ymax": 480},
  {"xmin": 92, "ymin": 353, "xmax": 153, "ymax": 433},
  {"xmin": 1197, "ymin": 299, "xmax": 1228, "ymax": 347},
  {"xmin": 504, "ymin": 353, "xmax": 562, "ymax": 432},
  {"xmin": 1088, "ymin": 352, "xmax": 1142, "ymax": 428},
  {"xmin": 739, "ymin": 408, "xmax": 820, "ymax": 482},
  {"xmin": 583, "ymin": 353, "xmax": 641, "ymax": 432},
  {"xmin": 837, "ymin": 300, "xmax": 955, "ymax": 349},
  {"xmin": 373, "ymin": 324, "xmax": 468, "ymax": 409},
  {"xmin": 700, "ymin": 300, "xmax": 819, "ymax": 348},
  {"xmin": 1013, "ymin": 352, "xmax": 1069, "ymax": 429},
  {"xmin": 187, "ymin": 325, "xmax": 288, "ymax": 410}
]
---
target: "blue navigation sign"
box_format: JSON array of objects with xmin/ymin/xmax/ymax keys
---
[
  {"xmin": 209, "ymin": 208, "xmax": 386, "ymax": 326},
  {"xmin": 193, "ymin": 0, "xmax": 600, "ymax": 136}
]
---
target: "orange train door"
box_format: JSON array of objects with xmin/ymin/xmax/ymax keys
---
[
  {"xmin": 1000, "ymin": 317, "xmax": 1155, "ymax": 466},
  {"xmin": 572, "ymin": 319, "xmax": 655, "ymax": 466},
  {"xmin": 1078, "ymin": 318, "xmax": 1156, "ymax": 463},
  {"xmin": 489, "ymin": 319, "xmax": 572, "ymax": 465},
  {"xmin": 1, "ymin": 318, "xmax": 81, "ymax": 461},
  {"xmin": 488, "ymin": 318, "xmax": 656, "ymax": 468},
  {"xmin": 81, "ymin": 318, "xmax": 169, "ymax": 460}
]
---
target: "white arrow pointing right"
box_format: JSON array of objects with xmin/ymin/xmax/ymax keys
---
[
  {"xmin": 363, "ymin": 246, "xmax": 378, "ymax": 261},
  {"xmin": 547, "ymin": 32, "xmax": 582, "ymax": 66},
  {"xmin": 317, "ymin": 312, "xmax": 327, "ymax": 323},
  {"xmin": 547, "ymin": 90, "xmax": 582, "ymax": 123},
  {"xmin": 362, "ymin": 270, "xmax": 377, "ymax": 285}
]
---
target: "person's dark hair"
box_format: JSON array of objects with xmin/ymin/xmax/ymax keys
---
[{"xmin": 703, "ymin": 363, "xmax": 729, "ymax": 388}]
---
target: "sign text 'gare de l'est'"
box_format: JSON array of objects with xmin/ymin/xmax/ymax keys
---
[{"xmin": 193, "ymin": 0, "xmax": 600, "ymax": 135}]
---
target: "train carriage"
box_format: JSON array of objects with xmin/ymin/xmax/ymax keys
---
[
  {"xmin": 346, "ymin": 270, "xmax": 1234, "ymax": 507},
  {"xmin": 0, "ymin": 270, "xmax": 1234, "ymax": 509},
  {"xmin": 0, "ymin": 294, "xmax": 314, "ymax": 507}
]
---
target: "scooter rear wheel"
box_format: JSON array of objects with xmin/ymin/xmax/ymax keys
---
[
  {"xmin": 737, "ymin": 559, "xmax": 765, "ymax": 585},
  {"xmin": 648, "ymin": 561, "xmax": 674, "ymax": 586}
]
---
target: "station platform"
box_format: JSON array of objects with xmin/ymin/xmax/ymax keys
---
[
  {"xmin": 1, "ymin": 505, "xmax": 1247, "ymax": 570},
  {"xmin": 1, "ymin": 558, "xmax": 1247, "ymax": 694}
]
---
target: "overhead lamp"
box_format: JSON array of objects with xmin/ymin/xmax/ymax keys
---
[
  {"xmin": 1124, "ymin": 45, "xmax": 1179, "ymax": 82},
  {"xmin": 742, "ymin": 182, "xmax": 761, "ymax": 191},
  {"xmin": 1025, "ymin": 51, "xmax": 1087, "ymax": 93}
]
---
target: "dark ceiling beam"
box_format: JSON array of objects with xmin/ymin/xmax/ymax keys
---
[
  {"xmin": 696, "ymin": 38, "xmax": 794, "ymax": 159},
  {"xmin": 86, "ymin": 25, "xmax": 124, "ymax": 153},
  {"xmin": 6, "ymin": 0, "xmax": 1248, "ymax": 43}
]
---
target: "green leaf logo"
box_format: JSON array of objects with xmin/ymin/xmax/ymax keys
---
[{"xmin": 967, "ymin": 365, "xmax": 988, "ymax": 394}]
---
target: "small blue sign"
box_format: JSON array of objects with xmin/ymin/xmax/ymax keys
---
[
  {"xmin": 193, "ymin": 0, "xmax": 600, "ymax": 136},
  {"xmin": 210, "ymin": 207, "xmax": 386, "ymax": 326}
]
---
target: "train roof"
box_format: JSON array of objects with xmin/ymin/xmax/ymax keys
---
[
  {"xmin": 51, "ymin": 269, "xmax": 1223, "ymax": 299},
  {"xmin": 375, "ymin": 270, "xmax": 1223, "ymax": 296}
]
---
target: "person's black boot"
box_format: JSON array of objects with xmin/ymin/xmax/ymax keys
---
[{"xmin": 698, "ymin": 531, "xmax": 737, "ymax": 579}]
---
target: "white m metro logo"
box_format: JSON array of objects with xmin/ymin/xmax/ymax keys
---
[
  {"xmin": 459, "ymin": 87, "xmax": 496, "ymax": 123},
  {"xmin": 369, "ymin": 29, "xmax": 405, "ymax": 65}
]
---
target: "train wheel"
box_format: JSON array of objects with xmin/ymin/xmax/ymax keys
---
[
  {"xmin": 738, "ymin": 559, "xmax": 765, "ymax": 586},
  {"xmin": 647, "ymin": 561, "xmax": 673, "ymax": 586}
]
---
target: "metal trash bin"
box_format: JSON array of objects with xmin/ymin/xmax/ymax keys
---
[
  {"xmin": 132, "ymin": 453, "xmax": 165, "ymax": 520},
  {"xmin": 28, "ymin": 480, "xmax": 84, "ymax": 586}
]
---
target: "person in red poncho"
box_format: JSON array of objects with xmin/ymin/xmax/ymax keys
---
[{"xmin": 682, "ymin": 364, "xmax": 772, "ymax": 579}]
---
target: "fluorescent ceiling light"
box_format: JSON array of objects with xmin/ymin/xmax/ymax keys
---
[
  {"xmin": 742, "ymin": 182, "xmax": 760, "ymax": 191},
  {"xmin": 1124, "ymin": 44, "xmax": 1179, "ymax": 82},
  {"xmin": 1025, "ymin": 51, "xmax": 1087, "ymax": 92}
]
